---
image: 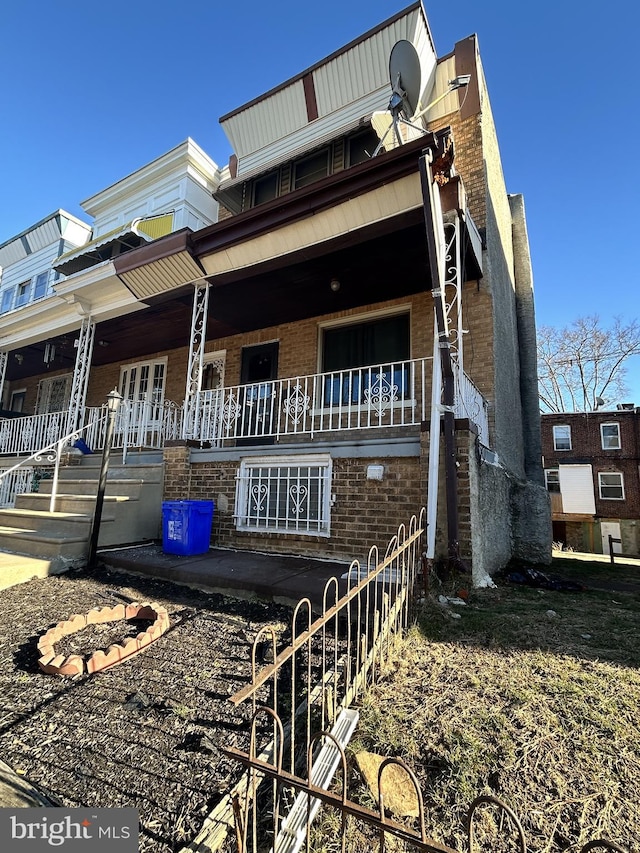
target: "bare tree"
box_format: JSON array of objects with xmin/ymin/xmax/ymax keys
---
[{"xmin": 537, "ymin": 315, "xmax": 640, "ymax": 412}]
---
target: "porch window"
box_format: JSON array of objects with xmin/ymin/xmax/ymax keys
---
[
  {"xmin": 544, "ymin": 469, "xmax": 560, "ymax": 493},
  {"xmin": 598, "ymin": 471, "xmax": 624, "ymax": 500},
  {"xmin": 553, "ymin": 424, "xmax": 571, "ymax": 451},
  {"xmin": 293, "ymin": 150, "xmax": 329, "ymax": 190},
  {"xmin": 15, "ymin": 280, "xmax": 30, "ymax": 307},
  {"xmin": 322, "ymin": 313, "xmax": 410, "ymax": 405},
  {"xmin": 600, "ymin": 422, "xmax": 621, "ymax": 450},
  {"xmin": 235, "ymin": 454, "xmax": 331, "ymax": 536},
  {"xmin": 36, "ymin": 374, "xmax": 72, "ymax": 414},
  {"xmin": 1, "ymin": 288, "xmax": 14, "ymax": 313},
  {"xmin": 33, "ymin": 271, "xmax": 49, "ymax": 300}
]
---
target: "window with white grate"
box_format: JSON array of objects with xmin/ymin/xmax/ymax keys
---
[{"xmin": 235, "ymin": 454, "xmax": 331, "ymax": 536}]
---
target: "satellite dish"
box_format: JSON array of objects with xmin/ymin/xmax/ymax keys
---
[
  {"xmin": 372, "ymin": 40, "xmax": 425, "ymax": 157},
  {"xmin": 389, "ymin": 40, "xmax": 422, "ymax": 119}
]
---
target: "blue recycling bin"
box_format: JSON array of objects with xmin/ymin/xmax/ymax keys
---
[{"xmin": 162, "ymin": 500, "xmax": 214, "ymax": 556}]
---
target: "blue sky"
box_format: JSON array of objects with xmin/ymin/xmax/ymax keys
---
[{"xmin": 1, "ymin": 1, "xmax": 639, "ymax": 403}]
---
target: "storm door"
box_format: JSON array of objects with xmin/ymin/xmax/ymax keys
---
[{"xmin": 238, "ymin": 342, "xmax": 279, "ymax": 445}]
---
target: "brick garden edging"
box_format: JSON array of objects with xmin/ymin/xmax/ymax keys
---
[{"xmin": 37, "ymin": 602, "xmax": 170, "ymax": 676}]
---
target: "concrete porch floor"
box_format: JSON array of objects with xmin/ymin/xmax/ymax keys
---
[{"xmin": 98, "ymin": 543, "xmax": 352, "ymax": 611}]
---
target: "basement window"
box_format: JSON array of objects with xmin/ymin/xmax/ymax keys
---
[{"xmin": 235, "ymin": 454, "xmax": 331, "ymax": 536}]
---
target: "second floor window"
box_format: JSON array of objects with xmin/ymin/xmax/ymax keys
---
[
  {"xmin": 15, "ymin": 280, "xmax": 30, "ymax": 307},
  {"xmin": 553, "ymin": 424, "xmax": 571, "ymax": 451},
  {"xmin": 294, "ymin": 150, "xmax": 329, "ymax": 190},
  {"xmin": 33, "ymin": 272, "xmax": 49, "ymax": 300},
  {"xmin": 1, "ymin": 288, "xmax": 14, "ymax": 313},
  {"xmin": 598, "ymin": 471, "xmax": 624, "ymax": 500},
  {"xmin": 600, "ymin": 423, "xmax": 621, "ymax": 450},
  {"xmin": 544, "ymin": 469, "xmax": 560, "ymax": 493}
]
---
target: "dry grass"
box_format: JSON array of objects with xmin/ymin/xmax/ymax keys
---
[{"xmin": 346, "ymin": 559, "xmax": 640, "ymax": 852}]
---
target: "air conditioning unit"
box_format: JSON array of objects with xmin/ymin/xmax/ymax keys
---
[{"xmin": 616, "ymin": 403, "xmax": 635, "ymax": 410}]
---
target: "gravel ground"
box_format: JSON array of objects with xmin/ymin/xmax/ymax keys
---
[{"xmin": 0, "ymin": 564, "xmax": 291, "ymax": 852}]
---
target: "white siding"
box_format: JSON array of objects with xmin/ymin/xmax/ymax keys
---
[
  {"xmin": 558, "ymin": 464, "xmax": 596, "ymax": 514},
  {"xmin": 221, "ymin": 5, "xmax": 437, "ymax": 173}
]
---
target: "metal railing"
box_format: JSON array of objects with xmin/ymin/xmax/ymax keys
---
[
  {"xmin": 0, "ymin": 360, "xmax": 490, "ymax": 460},
  {"xmin": 189, "ymin": 511, "xmax": 425, "ymax": 851},
  {"xmin": 0, "ymin": 415, "xmax": 107, "ymax": 511},
  {"xmin": 188, "ymin": 358, "xmax": 489, "ymax": 447}
]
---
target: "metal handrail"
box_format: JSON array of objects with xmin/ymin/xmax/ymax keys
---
[{"xmin": 0, "ymin": 414, "xmax": 107, "ymax": 512}]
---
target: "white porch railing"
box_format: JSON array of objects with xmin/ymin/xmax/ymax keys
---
[
  {"xmin": 0, "ymin": 358, "xmax": 490, "ymax": 460},
  {"xmin": 0, "ymin": 412, "xmax": 71, "ymax": 456},
  {"xmin": 190, "ymin": 359, "xmax": 429, "ymax": 445}
]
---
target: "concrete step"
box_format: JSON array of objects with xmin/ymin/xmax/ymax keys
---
[
  {"xmin": 0, "ymin": 508, "xmax": 116, "ymax": 534},
  {"xmin": 60, "ymin": 460, "xmax": 163, "ymax": 482},
  {"xmin": 16, "ymin": 493, "xmax": 132, "ymax": 514},
  {"xmin": 0, "ymin": 526, "xmax": 89, "ymax": 562},
  {"xmin": 37, "ymin": 478, "xmax": 145, "ymax": 498}
]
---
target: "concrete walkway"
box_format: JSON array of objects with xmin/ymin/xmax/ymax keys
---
[{"xmin": 97, "ymin": 543, "xmax": 351, "ymax": 611}]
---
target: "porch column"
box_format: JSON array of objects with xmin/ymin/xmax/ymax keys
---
[
  {"xmin": 182, "ymin": 280, "xmax": 210, "ymax": 438},
  {"xmin": 68, "ymin": 317, "xmax": 96, "ymax": 434},
  {"xmin": 0, "ymin": 351, "xmax": 7, "ymax": 411},
  {"xmin": 443, "ymin": 212, "xmax": 463, "ymax": 375}
]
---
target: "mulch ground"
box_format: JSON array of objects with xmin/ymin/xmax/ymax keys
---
[{"xmin": 0, "ymin": 564, "xmax": 291, "ymax": 853}]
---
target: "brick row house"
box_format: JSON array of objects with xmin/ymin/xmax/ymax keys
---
[
  {"xmin": 0, "ymin": 3, "xmax": 550, "ymax": 583},
  {"xmin": 541, "ymin": 408, "xmax": 640, "ymax": 556}
]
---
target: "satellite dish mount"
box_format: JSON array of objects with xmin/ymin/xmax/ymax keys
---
[{"xmin": 372, "ymin": 40, "xmax": 425, "ymax": 156}]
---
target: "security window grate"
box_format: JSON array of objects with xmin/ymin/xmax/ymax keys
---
[{"xmin": 235, "ymin": 455, "xmax": 331, "ymax": 536}]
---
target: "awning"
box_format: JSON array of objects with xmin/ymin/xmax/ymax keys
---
[{"xmin": 53, "ymin": 212, "xmax": 174, "ymax": 277}]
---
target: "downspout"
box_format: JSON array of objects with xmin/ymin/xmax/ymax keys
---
[{"xmin": 419, "ymin": 148, "xmax": 465, "ymax": 573}]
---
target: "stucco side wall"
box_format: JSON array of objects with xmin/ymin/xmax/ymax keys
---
[{"xmin": 467, "ymin": 432, "xmax": 552, "ymax": 582}]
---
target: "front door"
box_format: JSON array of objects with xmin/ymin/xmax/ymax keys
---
[{"xmin": 239, "ymin": 342, "xmax": 279, "ymax": 445}]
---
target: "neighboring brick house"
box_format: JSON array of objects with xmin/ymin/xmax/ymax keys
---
[
  {"xmin": 0, "ymin": 3, "xmax": 551, "ymax": 583},
  {"xmin": 541, "ymin": 408, "xmax": 640, "ymax": 556}
]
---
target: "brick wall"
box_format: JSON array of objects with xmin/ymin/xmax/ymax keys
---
[
  {"xmin": 541, "ymin": 411, "xmax": 640, "ymax": 520},
  {"xmin": 163, "ymin": 443, "xmax": 425, "ymax": 563}
]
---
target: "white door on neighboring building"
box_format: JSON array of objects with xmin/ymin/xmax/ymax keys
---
[
  {"xmin": 119, "ymin": 359, "xmax": 167, "ymax": 430},
  {"xmin": 601, "ymin": 521, "xmax": 622, "ymax": 555}
]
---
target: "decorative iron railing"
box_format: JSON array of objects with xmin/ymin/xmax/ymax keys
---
[
  {"xmin": 0, "ymin": 360, "xmax": 490, "ymax": 460},
  {"xmin": 189, "ymin": 357, "xmax": 489, "ymax": 447}
]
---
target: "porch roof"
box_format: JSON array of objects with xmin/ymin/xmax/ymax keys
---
[{"xmin": 113, "ymin": 131, "xmax": 482, "ymax": 334}]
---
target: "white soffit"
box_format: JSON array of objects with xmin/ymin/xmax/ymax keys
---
[{"xmin": 558, "ymin": 465, "xmax": 596, "ymax": 515}]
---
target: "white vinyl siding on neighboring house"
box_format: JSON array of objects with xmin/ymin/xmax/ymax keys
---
[{"xmin": 557, "ymin": 464, "xmax": 596, "ymax": 514}]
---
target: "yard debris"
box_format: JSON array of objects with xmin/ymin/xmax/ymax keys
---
[
  {"xmin": 506, "ymin": 565, "xmax": 585, "ymax": 592},
  {"xmin": 354, "ymin": 751, "xmax": 420, "ymax": 818}
]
